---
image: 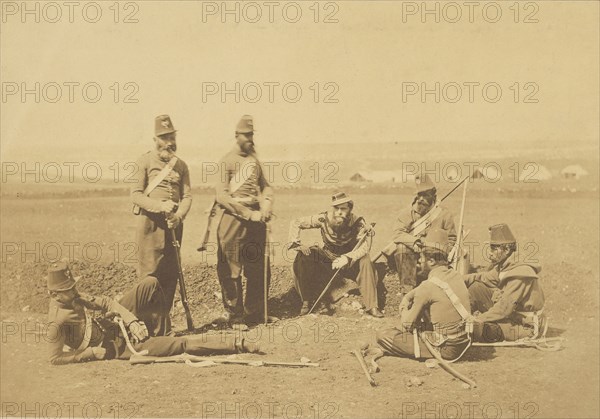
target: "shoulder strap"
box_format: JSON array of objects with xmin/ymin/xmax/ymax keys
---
[
  {"xmin": 428, "ymin": 276, "xmax": 471, "ymax": 320},
  {"xmin": 410, "ymin": 203, "xmax": 443, "ymax": 236},
  {"xmin": 143, "ymin": 156, "xmax": 178, "ymax": 196}
]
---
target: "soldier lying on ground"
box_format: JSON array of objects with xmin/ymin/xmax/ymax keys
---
[
  {"xmin": 376, "ymin": 228, "xmax": 472, "ymax": 362},
  {"xmin": 46, "ymin": 262, "xmax": 259, "ymax": 365},
  {"xmin": 464, "ymin": 224, "xmax": 546, "ymax": 342},
  {"xmin": 288, "ymin": 192, "xmax": 384, "ymax": 318}
]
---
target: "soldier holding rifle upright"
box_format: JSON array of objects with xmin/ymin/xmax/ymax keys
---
[
  {"xmin": 381, "ymin": 174, "xmax": 457, "ymax": 298},
  {"xmin": 131, "ymin": 115, "xmax": 192, "ymax": 333},
  {"xmin": 215, "ymin": 115, "xmax": 274, "ymax": 325}
]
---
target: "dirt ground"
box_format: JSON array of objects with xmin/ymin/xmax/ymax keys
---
[{"xmin": 1, "ymin": 192, "xmax": 599, "ymax": 418}]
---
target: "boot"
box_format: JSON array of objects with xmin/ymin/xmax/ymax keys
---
[{"xmin": 235, "ymin": 337, "xmax": 261, "ymax": 354}]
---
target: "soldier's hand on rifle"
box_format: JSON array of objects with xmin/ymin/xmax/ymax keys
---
[
  {"xmin": 249, "ymin": 211, "xmax": 262, "ymax": 222},
  {"xmin": 91, "ymin": 346, "xmax": 107, "ymax": 360},
  {"xmin": 166, "ymin": 213, "xmax": 181, "ymax": 230},
  {"xmin": 160, "ymin": 200, "xmax": 177, "ymax": 214},
  {"xmin": 128, "ymin": 320, "xmax": 149, "ymax": 344},
  {"xmin": 332, "ymin": 255, "xmax": 349, "ymax": 270}
]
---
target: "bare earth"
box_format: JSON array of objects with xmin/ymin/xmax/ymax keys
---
[{"xmin": 1, "ymin": 192, "xmax": 599, "ymax": 418}]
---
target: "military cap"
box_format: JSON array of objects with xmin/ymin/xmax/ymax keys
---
[
  {"xmin": 47, "ymin": 261, "xmax": 78, "ymax": 292},
  {"xmin": 236, "ymin": 115, "xmax": 254, "ymax": 134},
  {"xmin": 331, "ymin": 191, "xmax": 353, "ymax": 207},
  {"xmin": 155, "ymin": 114, "xmax": 177, "ymax": 137},
  {"xmin": 421, "ymin": 228, "xmax": 450, "ymax": 256},
  {"xmin": 415, "ymin": 173, "xmax": 436, "ymax": 194},
  {"xmin": 487, "ymin": 223, "xmax": 517, "ymax": 245}
]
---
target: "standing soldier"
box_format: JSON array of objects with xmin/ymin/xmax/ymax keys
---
[
  {"xmin": 381, "ymin": 174, "xmax": 456, "ymax": 298},
  {"xmin": 215, "ymin": 115, "xmax": 273, "ymax": 325},
  {"xmin": 464, "ymin": 224, "xmax": 545, "ymax": 342},
  {"xmin": 289, "ymin": 192, "xmax": 384, "ymax": 318},
  {"xmin": 131, "ymin": 115, "xmax": 192, "ymax": 333}
]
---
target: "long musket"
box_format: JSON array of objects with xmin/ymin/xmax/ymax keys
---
[
  {"xmin": 197, "ymin": 200, "xmax": 218, "ymax": 252},
  {"xmin": 264, "ymin": 221, "xmax": 271, "ymax": 325},
  {"xmin": 449, "ymin": 178, "xmax": 469, "ymax": 272},
  {"xmin": 307, "ymin": 222, "xmax": 376, "ymax": 315},
  {"xmin": 167, "ymin": 220, "xmax": 194, "ymax": 331},
  {"xmin": 372, "ymin": 174, "xmax": 472, "ymax": 263},
  {"xmin": 130, "ymin": 353, "xmax": 320, "ymax": 367}
]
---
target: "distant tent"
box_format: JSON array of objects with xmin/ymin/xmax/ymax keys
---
[
  {"xmin": 350, "ymin": 172, "xmax": 370, "ymax": 182},
  {"xmin": 520, "ymin": 165, "xmax": 552, "ymax": 181},
  {"xmin": 349, "ymin": 171, "xmax": 406, "ymax": 183},
  {"xmin": 472, "ymin": 167, "xmax": 485, "ymax": 180},
  {"xmin": 561, "ymin": 164, "xmax": 588, "ymax": 180}
]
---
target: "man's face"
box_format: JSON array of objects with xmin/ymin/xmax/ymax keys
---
[
  {"xmin": 488, "ymin": 244, "xmax": 511, "ymax": 264},
  {"xmin": 415, "ymin": 190, "xmax": 436, "ymax": 214},
  {"xmin": 51, "ymin": 287, "xmax": 79, "ymax": 305},
  {"xmin": 331, "ymin": 203, "xmax": 352, "ymax": 228},
  {"xmin": 154, "ymin": 134, "xmax": 177, "ymax": 162},
  {"xmin": 236, "ymin": 132, "xmax": 255, "ymax": 154}
]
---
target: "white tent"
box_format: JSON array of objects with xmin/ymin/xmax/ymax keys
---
[
  {"xmin": 349, "ymin": 170, "xmax": 408, "ymax": 183},
  {"xmin": 519, "ymin": 164, "xmax": 552, "ymax": 181},
  {"xmin": 561, "ymin": 164, "xmax": 588, "ymax": 180}
]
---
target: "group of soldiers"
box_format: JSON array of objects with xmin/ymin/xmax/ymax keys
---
[{"xmin": 46, "ymin": 114, "xmax": 546, "ymax": 366}]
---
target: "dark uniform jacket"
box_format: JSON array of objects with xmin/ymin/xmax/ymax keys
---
[
  {"xmin": 289, "ymin": 211, "xmax": 371, "ymax": 262},
  {"xmin": 464, "ymin": 259, "xmax": 544, "ymax": 323},
  {"xmin": 47, "ymin": 295, "xmax": 137, "ymax": 365}
]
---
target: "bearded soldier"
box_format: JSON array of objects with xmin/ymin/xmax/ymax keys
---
[
  {"xmin": 464, "ymin": 224, "xmax": 546, "ymax": 342},
  {"xmin": 288, "ymin": 192, "xmax": 384, "ymax": 318},
  {"xmin": 131, "ymin": 115, "xmax": 192, "ymax": 333},
  {"xmin": 376, "ymin": 228, "xmax": 472, "ymax": 362},
  {"xmin": 46, "ymin": 262, "xmax": 259, "ymax": 365},
  {"xmin": 382, "ymin": 174, "xmax": 456, "ymax": 297},
  {"xmin": 215, "ymin": 115, "xmax": 273, "ymax": 324}
]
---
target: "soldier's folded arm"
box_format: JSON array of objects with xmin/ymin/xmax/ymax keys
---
[
  {"xmin": 475, "ymin": 279, "xmax": 528, "ymax": 323},
  {"xmin": 47, "ymin": 323, "xmax": 97, "ymax": 365},
  {"xmin": 287, "ymin": 214, "xmax": 323, "ymax": 248},
  {"xmin": 399, "ymin": 288, "xmax": 429, "ymax": 331},
  {"xmin": 463, "ymin": 269, "xmax": 499, "ymax": 288},
  {"xmin": 130, "ymin": 156, "xmax": 166, "ymax": 213},
  {"xmin": 392, "ymin": 217, "xmax": 420, "ymax": 247},
  {"xmin": 215, "ymin": 160, "xmax": 254, "ymax": 220},
  {"xmin": 174, "ymin": 161, "xmax": 192, "ymax": 221}
]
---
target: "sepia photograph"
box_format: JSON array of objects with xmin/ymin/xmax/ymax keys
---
[{"xmin": 1, "ymin": 1, "xmax": 598, "ymax": 418}]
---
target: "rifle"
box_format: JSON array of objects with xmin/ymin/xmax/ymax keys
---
[
  {"xmin": 197, "ymin": 200, "xmax": 218, "ymax": 252},
  {"xmin": 130, "ymin": 353, "xmax": 320, "ymax": 367},
  {"xmin": 167, "ymin": 220, "xmax": 194, "ymax": 331},
  {"xmin": 372, "ymin": 175, "xmax": 472, "ymax": 263},
  {"xmin": 449, "ymin": 178, "xmax": 469, "ymax": 273}
]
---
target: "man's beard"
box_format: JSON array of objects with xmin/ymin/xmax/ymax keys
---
[
  {"xmin": 415, "ymin": 197, "xmax": 433, "ymax": 215},
  {"xmin": 330, "ymin": 215, "xmax": 349, "ymax": 233},
  {"xmin": 158, "ymin": 147, "xmax": 176, "ymax": 162}
]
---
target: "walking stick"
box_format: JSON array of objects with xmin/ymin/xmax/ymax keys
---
[
  {"xmin": 450, "ymin": 179, "xmax": 468, "ymax": 272},
  {"xmin": 264, "ymin": 221, "xmax": 271, "ymax": 325},
  {"xmin": 166, "ymin": 216, "xmax": 194, "ymax": 331},
  {"xmin": 307, "ymin": 223, "xmax": 375, "ymax": 315}
]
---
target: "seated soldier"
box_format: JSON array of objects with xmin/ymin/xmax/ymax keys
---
[
  {"xmin": 46, "ymin": 261, "xmax": 259, "ymax": 365},
  {"xmin": 381, "ymin": 174, "xmax": 457, "ymax": 297},
  {"xmin": 376, "ymin": 228, "xmax": 471, "ymax": 362},
  {"xmin": 288, "ymin": 192, "xmax": 383, "ymax": 318},
  {"xmin": 464, "ymin": 224, "xmax": 545, "ymax": 342}
]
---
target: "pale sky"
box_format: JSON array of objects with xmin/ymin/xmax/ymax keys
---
[{"xmin": 1, "ymin": 1, "xmax": 598, "ymax": 163}]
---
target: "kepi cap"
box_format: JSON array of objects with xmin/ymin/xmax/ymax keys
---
[
  {"xmin": 331, "ymin": 191, "xmax": 353, "ymax": 207},
  {"xmin": 421, "ymin": 228, "xmax": 450, "ymax": 256},
  {"xmin": 155, "ymin": 115, "xmax": 177, "ymax": 137},
  {"xmin": 236, "ymin": 115, "xmax": 254, "ymax": 134},
  {"xmin": 415, "ymin": 173, "xmax": 436, "ymax": 194},
  {"xmin": 47, "ymin": 261, "xmax": 79, "ymax": 292}
]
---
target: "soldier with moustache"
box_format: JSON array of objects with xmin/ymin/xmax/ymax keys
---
[
  {"xmin": 215, "ymin": 115, "xmax": 274, "ymax": 324},
  {"xmin": 288, "ymin": 192, "xmax": 384, "ymax": 318},
  {"xmin": 131, "ymin": 115, "xmax": 192, "ymax": 333},
  {"xmin": 376, "ymin": 228, "xmax": 472, "ymax": 362},
  {"xmin": 464, "ymin": 224, "xmax": 546, "ymax": 342},
  {"xmin": 382, "ymin": 174, "xmax": 457, "ymax": 297},
  {"xmin": 46, "ymin": 262, "xmax": 259, "ymax": 365}
]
